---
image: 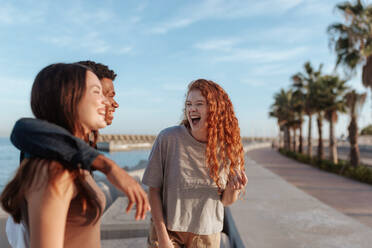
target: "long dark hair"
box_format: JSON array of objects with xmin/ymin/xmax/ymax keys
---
[{"xmin": 1, "ymin": 63, "xmax": 102, "ymax": 225}]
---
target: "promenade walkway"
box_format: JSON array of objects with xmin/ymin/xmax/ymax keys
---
[
  {"xmin": 247, "ymin": 147, "xmax": 372, "ymax": 228},
  {"xmin": 227, "ymin": 148, "xmax": 372, "ymax": 247}
]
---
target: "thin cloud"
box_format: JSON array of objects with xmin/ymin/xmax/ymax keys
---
[
  {"xmin": 136, "ymin": 2, "xmax": 148, "ymax": 12},
  {"xmin": 241, "ymin": 79, "xmax": 268, "ymax": 87},
  {"xmin": 194, "ymin": 38, "xmax": 242, "ymax": 52},
  {"xmin": 0, "ymin": 77, "xmax": 32, "ymax": 104},
  {"xmin": 258, "ymin": 26, "xmax": 316, "ymax": 44},
  {"xmin": 214, "ymin": 46, "xmax": 308, "ymax": 63},
  {"xmin": 0, "ymin": 3, "xmax": 44, "ymax": 25},
  {"xmin": 294, "ymin": 0, "xmax": 338, "ymax": 17},
  {"xmin": 150, "ymin": 18, "xmax": 195, "ymax": 34},
  {"xmin": 129, "ymin": 16, "xmax": 142, "ymax": 25},
  {"xmin": 0, "ymin": 5, "xmax": 16, "ymax": 24},
  {"xmin": 161, "ymin": 83, "xmax": 186, "ymax": 91},
  {"xmin": 248, "ymin": 63, "xmax": 295, "ymax": 76},
  {"xmin": 193, "ymin": 26, "xmax": 314, "ymax": 56},
  {"xmin": 117, "ymin": 46, "xmax": 133, "ymax": 55},
  {"xmin": 41, "ymin": 35, "xmax": 74, "ymax": 47},
  {"xmin": 120, "ymin": 88, "xmax": 165, "ymax": 104},
  {"xmin": 65, "ymin": 6, "xmax": 115, "ymax": 26},
  {"xmin": 149, "ymin": 0, "xmax": 304, "ymax": 34},
  {"xmin": 41, "ymin": 32, "xmax": 113, "ymax": 54},
  {"xmin": 119, "ymin": 88, "xmax": 151, "ymax": 97}
]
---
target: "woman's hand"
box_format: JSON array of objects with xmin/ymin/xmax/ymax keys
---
[
  {"xmin": 149, "ymin": 187, "xmax": 175, "ymax": 248},
  {"xmin": 93, "ymin": 155, "xmax": 150, "ymax": 220},
  {"xmin": 158, "ymin": 239, "xmax": 175, "ymax": 248},
  {"xmin": 221, "ymin": 168, "xmax": 248, "ymax": 206},
  {"xmin": 227, "ymin": 168, "xmax": 248, "ymax": 190}
]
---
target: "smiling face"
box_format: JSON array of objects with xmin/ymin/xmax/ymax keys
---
[
  {"xmin": 185, "ymin": 89, "xmax": 208, "ymax": 142},
  {"xmin": 100, "ymin": 77, "xmax": 119, "ymax": 125},
  {"xmin": 78, "ymin": 71, "xmax": 107, "ymax": 135}
]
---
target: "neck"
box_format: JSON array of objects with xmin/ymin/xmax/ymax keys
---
[
  {"xmin": 74, "ymin": 127, "xmax": 90, "ymax": 141},
  {"xmin": 190, "ymin": 128, "xmax": 207, "ymax": 143}
]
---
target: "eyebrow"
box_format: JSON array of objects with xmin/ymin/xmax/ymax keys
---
[
  {"xmin": 186, "ymin": 99, "xmax": 205, "ymax": 103},
  {"xmin": 91, "ymin": 84, "xmax": 102, "ymax": 90}
]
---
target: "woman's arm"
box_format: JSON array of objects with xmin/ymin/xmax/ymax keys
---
[
  {"xmin": 26, "ymin": 163, "xmax": 77, "ymax": 248},
  {"xmin": 93, "ymin": 155, "xmax": 150, "ymax": 220},
  {"xmin": 149, "ymin": 187, "xmax": 174, "ymax": 248},
  {"xmin": 221, "ymin": 169, "xmax": 248, "ymax": 206}
]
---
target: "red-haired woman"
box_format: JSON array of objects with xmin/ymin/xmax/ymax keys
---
[
  {"xmin": 142, "ymin": 79, "xmax": 248, "ymax": 248},
  {"xmin": 1, "ymin": 63, "xmax": 108, "ymax": 248}
]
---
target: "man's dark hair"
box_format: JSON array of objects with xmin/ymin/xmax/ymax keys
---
[{"xmin": 78, "ymin": 60, "xmax": 117, "ymax": 80}]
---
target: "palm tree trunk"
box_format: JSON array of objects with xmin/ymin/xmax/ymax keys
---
[
  {"xmin": 348, "ymin": 116, "xmax": 360, "ymax": 166},
  {"xmin": 317, "ymin": 114, "xmax": 324, "ymax": 161},
  {"xmin": 329, "ymin": 114, "xmax": 338, "ymax": 164},
  {"xmin": 299, "ymin": 121, "xmax": 303, "ymax": 154},
  {"xmin": 284, "ymin": 126, "xmax": 290, "ymax": 150},
  {"xmin": 292, "ymin": 127, "xmax": 297, "ymax": 152},
  {"xmin": 280, "ymin": 129, "xmax": 284, "ymax": 148},
  {"xmin": 307, "ymin": 114, "xmax": 312, "ymax": 157}
]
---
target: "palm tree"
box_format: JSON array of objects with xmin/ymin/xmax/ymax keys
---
[
  {"xmin": 292, "ymin": 61, "xmax": 323, "ymax": 157},
  {"xmin": 289, "ymin": 119, "xmax": 302, "ymax": 152},
  {"xmin": 291, "ymin": 89, "xmax": 306, "ymax": 153},
  {"xmin": 344, "ymin": 90, "xmax": 367, "ymax": 166},
  {"xmin": 321, "ymin": 75, "xmax": 349, "ymax": 164},
  {"xmin": 312, "ymin": 79, "xmax": 331, "ymax": 161},
  {"xmin": 328, "ymin": 0, "xmax": 372, "ymax": 90},
  {"xmin": 316, "ymin": 110, "xmax": 325, "ymax": 161},
  {"xmin": 269, "ymin": 89, "xmax": 294, "ymax": 150}
]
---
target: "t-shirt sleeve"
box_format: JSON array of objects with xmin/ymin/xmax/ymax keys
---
[
  {"xmin": 142, "ymin": 133, "xmax": 164, "ymax": 188},
  {"xmin": 10, "ymin": 118, "xmax": 100, "ymax": 171}
]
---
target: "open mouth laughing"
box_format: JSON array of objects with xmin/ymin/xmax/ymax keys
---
[
  {"xmin": 98, "ymin": 108, "xmax": 106, "ymax": 117},
  {"xmin": 190, "ymin": 116, "xmax": 201, "ymax": 126}
]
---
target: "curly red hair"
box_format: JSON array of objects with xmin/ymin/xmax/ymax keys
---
[{"xmin": 181, "ymin": 79, "xmax": 245, "ymax": 189}]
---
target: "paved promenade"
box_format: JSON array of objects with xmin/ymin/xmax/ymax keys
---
[
  {"xmin": 228, "ymin": 148, "xmax": 372, "ymax": 247},
  {"xmin": 247, "ymin": 147, "xmax": 372, "ymax": 228}
]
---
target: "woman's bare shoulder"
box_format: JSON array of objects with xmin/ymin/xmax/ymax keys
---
[{"xmin": 26, "ymin": 159, "xmax": 78, "ymax": 200}]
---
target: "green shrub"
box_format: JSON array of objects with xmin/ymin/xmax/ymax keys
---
[
  {"xmin": 353, "ymin": 166, "xmax": 372, "ymax": 183},
  {"xmin": 361, "ymin": 124, "xmax": 372, "ymax": 135},
  {"xmin": 278, "ymin": 149, "xmax": 372, "ymax": 186}
]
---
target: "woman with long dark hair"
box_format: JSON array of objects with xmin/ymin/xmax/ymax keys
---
[{"xmin": 1, "ymin": 63, "xmax": 108, "ymax": 247}]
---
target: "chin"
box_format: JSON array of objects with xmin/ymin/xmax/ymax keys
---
[
  {"xmin": 97, "ymin": 124, "xmax": 107, "ymax": 130},
  {"xmin": 96, "ymin": 120, "xmax": 107, "ymax": 130}
]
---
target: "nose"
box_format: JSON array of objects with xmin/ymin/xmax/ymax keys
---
[
  {"xmin": 113, "ymin": 99, "xmax": 119, "ymax": 108},
  {"xmin": 189, "ymin": 105, "xmax": 197, "ymax": 112}
]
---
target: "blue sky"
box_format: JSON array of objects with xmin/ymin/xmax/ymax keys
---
[{"xmin": 0, "ymin": 0, "xmax": 371, "ymax": 137}]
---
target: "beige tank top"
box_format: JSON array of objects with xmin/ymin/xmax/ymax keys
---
[
  {"xmin": 63, "ymin": 173, "xmax": 106, "ymax": 248},
  {"xmin": 22, "ymin": 171, "xmax": 106, "ymax": 248}
]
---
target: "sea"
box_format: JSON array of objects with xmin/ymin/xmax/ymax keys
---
[{"xmin": 0, "ymin": 137, "xmax": 150, "ymax": 192}]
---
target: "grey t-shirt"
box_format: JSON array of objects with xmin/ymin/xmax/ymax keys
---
[{"xmin": 142, "ymin": 125, "xmax": 224, "ymax": 235}]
